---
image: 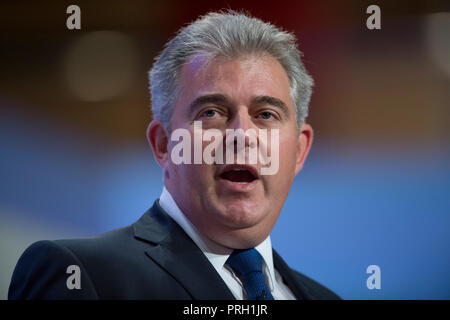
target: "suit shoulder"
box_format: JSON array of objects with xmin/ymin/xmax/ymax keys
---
[
  {"xmin": 11, "ymin": 240, "xmax": 86, "ymax": 272},
  {"xmin": 9, "ymin": 225, "xmax": 136, "ymax": 300},
  {"xmin": 45, "ymin": 225, "xmax": 148, "ymax": 274},
  {"xmin": 8, "ymin": 240, "xmax": 98, "ymax": 299},
  {"xmin": 53, "ymin": 225, "xmax": 136, "ymax": 255},
  {"xmin": 291, "ymin": 269, "xmax": 341, "ymax": 300}
]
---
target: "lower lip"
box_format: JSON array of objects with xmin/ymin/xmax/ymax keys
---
[{"xmin": 218, "ymin": 178, "xmax": 259, "ymax": 192}]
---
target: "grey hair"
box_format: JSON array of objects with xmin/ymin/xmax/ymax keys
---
[{"xmin": 149, "ymin": 10, "xmax": 314, "ymax": 132}]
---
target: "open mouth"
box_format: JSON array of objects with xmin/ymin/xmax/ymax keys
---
[{"xmin": 219, "ymin": 166, "xmax": 258, "ymax": 184}]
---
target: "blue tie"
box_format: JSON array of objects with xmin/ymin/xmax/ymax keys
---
[{"xmin": 226, "ymin": 248, "xmax": 275, "ymax": 300}]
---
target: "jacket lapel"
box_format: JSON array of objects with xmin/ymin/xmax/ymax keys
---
[
  {"xmin": 133, "ymin": 201, "xmax": 235, "ymax": 300},
  {"xmin": 272, "ymin": 249, "xmax": 314, "ymax": 300}
]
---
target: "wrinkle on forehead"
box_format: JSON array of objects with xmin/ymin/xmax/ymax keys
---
[{"xmin": 180, "ymin": 53, "xmax": 291, "ymax": 100}]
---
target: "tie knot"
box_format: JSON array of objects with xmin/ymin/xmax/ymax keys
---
[{"xmin": 226, "ymin": 248, "xmax": 263, "ymax": 277}]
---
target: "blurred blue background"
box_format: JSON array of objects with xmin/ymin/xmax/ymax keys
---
[{"xmin": 1, "ymin": 0, "xmax": 449, "ymax": 299}]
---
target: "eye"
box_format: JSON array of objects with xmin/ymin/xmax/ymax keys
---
[
  {"xmin": 201, "ymin": 109, "xmax": 217, "ymax": 118},
  {"xmin": 259, "ymin": 111, "xmax": 274, "ymax": 120}
]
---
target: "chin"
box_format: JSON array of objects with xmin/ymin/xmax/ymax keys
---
[
  {"xmin": 203, "ymin": 200, "xmax": 278, "ymax": 249},
  {"xmin": 217, "ymin": 200, "xmax": 267, "ymax": 229},
  {"xmin": 214, "ymin": 226, "xmax": 271, "ymax": 249}
]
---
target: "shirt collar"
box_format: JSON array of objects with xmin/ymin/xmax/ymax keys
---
[{"xmin": 159, "ymin": 186, "xmax": 276, "ymax": 290}]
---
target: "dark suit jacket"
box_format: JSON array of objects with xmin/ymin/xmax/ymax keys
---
[{"xmin": 8, "ymin": 200, "xmax": 340, "ymax": 300}]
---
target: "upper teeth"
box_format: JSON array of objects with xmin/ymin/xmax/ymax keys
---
[{"xmin": 233, "ymin": 168, "xmax": 246, "ymax": 171}]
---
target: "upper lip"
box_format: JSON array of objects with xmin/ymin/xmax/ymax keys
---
[{"xmin": 217, "ymin": 164, "xmax": 260, "ymax": 180}]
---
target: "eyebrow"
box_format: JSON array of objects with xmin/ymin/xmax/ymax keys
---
[
  {"xmin": 187, "ymin": 94, "xmax": 230, "ymax": 117},
  {"xmin": 187, "ymin": 93, "xmax": 290, "ymax": 118},
  {"xmin": 251, "ymin": 96, "xmax": 290, "ymax": 118}
]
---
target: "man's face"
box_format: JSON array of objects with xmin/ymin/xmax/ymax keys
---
[{"xmin": 149, "ymin": 53, "xmax": 312, "ymax": 249}]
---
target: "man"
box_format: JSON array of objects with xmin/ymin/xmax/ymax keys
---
[{"xmin": 9, "ymin": 11, "xmax": 340, "ymax": 300}]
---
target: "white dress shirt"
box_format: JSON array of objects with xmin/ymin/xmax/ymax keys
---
[{"xmin": 159, "ymin": 187, "xmax": 296, "ymax": 300}]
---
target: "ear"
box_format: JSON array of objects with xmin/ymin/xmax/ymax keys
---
[
  {"xmin": 294, "ymin": 123, "xmax": 313, "ymax": 176},
  {"xmin": 147, "ymin": 120, "xmax": 169, "ymax": 169}
]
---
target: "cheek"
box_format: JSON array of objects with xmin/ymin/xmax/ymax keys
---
[
  {"xmin": 276, "ymin": 134, "xmax": 298, "ymax": 163},
  {"xmin": 271, "ymin": 138, "xmax": 298, "ymax": 185}
]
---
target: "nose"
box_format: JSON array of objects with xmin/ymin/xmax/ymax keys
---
[
  {"xmin": 226, "ymin": 107, "xmax": 258, "ymax": 149},
  {"xmin": 228, "ymin": 107, "xmax": 257, "ymax": 132}
]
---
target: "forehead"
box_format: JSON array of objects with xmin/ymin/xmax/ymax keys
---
[{"xmin": 176, "ymin": 53, "xmax": 292, "ymax": 107}]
